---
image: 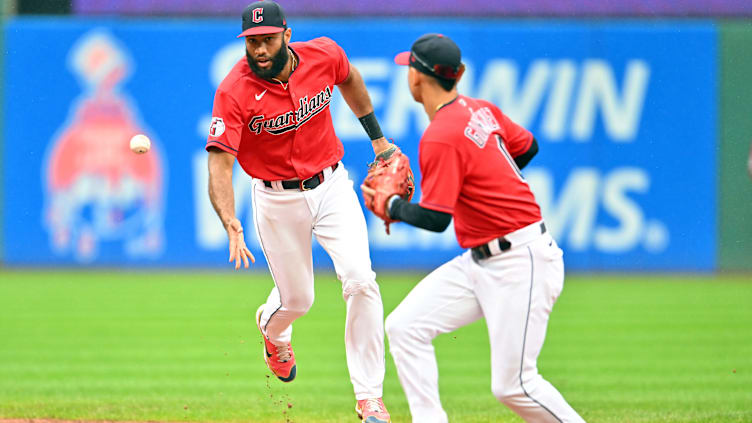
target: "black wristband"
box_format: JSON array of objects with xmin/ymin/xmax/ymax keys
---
[{"xmin": 358, "ymin": 111, "xmax": 384, "ymax": 140}]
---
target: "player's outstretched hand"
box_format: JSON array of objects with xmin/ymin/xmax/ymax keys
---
[
  {"xmin": 226, "ymin": 217, "xmax": 255, "ymax": 270},
  {"xmin": 368, "ymin": 141, "xmax": 398, "ymax": 170},
  {"xmin": 370, "ymin": 137, "xmax": 394, "ymax": 157}
]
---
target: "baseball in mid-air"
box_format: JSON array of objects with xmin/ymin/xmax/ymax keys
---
[{"xmin": 129, "ymin": 134, "xmax": 151, "ymax": 154}]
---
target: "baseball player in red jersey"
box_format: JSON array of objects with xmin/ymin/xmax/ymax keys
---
[
  {"xmin": 365, "ymin": 34, "xmax": 586, "ymax": 422},
  {"xmin": 206, "ymin": 1, "xmax": 393, "ymax": 421}
]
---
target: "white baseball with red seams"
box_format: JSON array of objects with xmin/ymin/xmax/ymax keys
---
[
  {"xmin": 206, "ymin": 36, "xmax": 386, "ymax": 401},
  {"xmin": 129, "ymin": 134, "xmax": 150, "ymax": 154}
]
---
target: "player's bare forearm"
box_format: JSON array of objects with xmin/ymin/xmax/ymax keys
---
[
  {"xmin": 369, "ymin": 137, "xmax": 391, "ymax": 155},
  {"xmin": 208, "ymin": 149, "xmax": 255, "ymax": 269},
  {"xmin": 207, "ymin": 149, "xmax": 237, "ymax": 229},
  {"xmin": 338, "ymin": 64, "xmax": 373, "ymax": 117},
  {"xmin": 338, "ymin": 64, "xmax": 390, "ymax": 154}
]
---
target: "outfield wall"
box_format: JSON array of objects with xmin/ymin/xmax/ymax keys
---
[
  {"xmin": 71, "ymin": 1, "xmax": 752, "ymax": 16},
  {"xmin": 0, "ymin": 17, "xmax": 4, "ymax": 265},
  {"xmin": 0, "ymin": 18, "xmax": 735, "ymax": 271},
  {"xmin": 719, "ymin": 22, "xmax": 752, "ymax": 271}
]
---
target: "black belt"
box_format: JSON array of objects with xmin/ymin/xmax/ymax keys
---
[
  {"xmin": 471, "ymin": 222, "xmax": 547, "ymax": 262},
  {"xmin": 263, "ymin": 163, "xmax": 339, "ymax": 191}
]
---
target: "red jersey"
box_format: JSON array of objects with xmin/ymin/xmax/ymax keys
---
[
  {"xmin": 418, "ymin": 95, "xmax": 542, "ymax": 248},
  {"xmin": 206, "ymin": 37, "xmax": 350, "ymax": 181}
]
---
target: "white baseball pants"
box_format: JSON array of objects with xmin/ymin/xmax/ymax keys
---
[
  {"xmin": 386, "ymin": 229, "xmax": 585, "ymax": 422},
  {"xmin": 252, "ymin": 164, "xmax": 385, "ymax": 400}
]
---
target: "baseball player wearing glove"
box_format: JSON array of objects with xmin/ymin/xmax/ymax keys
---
[{"xmin": 365, "ymin": 34, "xmax": 586, "ymax": 423}]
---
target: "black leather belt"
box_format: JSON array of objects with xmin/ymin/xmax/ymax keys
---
[
  {"xmin": 263, "ymin": 163, "xmax": 339, "ymax": 191},
  {"xmin": 471, "ymin": 222, "xmax": 547, "ymax": 262}
]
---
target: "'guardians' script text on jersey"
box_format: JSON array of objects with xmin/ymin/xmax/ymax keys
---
[{"xmin": 206, "ymin": 37, "xmax": 349, "ymax": 181}]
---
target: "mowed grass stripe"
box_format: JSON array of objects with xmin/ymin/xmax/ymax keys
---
[{"xmin": 1, "ymin": 271, "xmax": 750, "ymax": 422}]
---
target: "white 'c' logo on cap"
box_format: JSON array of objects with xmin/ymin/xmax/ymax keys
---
[{"xmin": 252, "ymin": 7, "xmax": 263, "ymax": 23}]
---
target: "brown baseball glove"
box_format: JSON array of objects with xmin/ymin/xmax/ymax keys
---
[{"xmin": 361, "ymin": 147, "xmax": 415, "ymax": 234}]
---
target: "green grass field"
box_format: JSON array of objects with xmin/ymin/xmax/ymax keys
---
[{"xmin": 0, "ymin": 271, "xmax": 750, "ymax": 423}]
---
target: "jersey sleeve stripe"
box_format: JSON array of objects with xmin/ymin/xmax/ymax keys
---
[
  {"xmin": 206, "ymin": 140, "xmax": 238, "ymax": 154},
  {"xmin": 516, "ymin": 133, "xmax": 534, "ymax": 157}
]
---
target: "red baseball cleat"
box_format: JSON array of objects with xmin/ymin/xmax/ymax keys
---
[
  {"xmin": 355, "ymin": 398, "xmax": 391, "ymax": 423},
  {"xmin": 256, "ymin": 306, "xmax": 296, "ymax": 382}
]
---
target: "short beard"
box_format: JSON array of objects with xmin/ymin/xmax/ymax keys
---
[{"xmin": 246, "ymin": 40, "xmax": 289, "ymax": 80}]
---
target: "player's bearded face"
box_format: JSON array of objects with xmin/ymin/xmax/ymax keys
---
[{"xmin": 246, "ymin": 38, "xmax": 289, "ymax": 79}]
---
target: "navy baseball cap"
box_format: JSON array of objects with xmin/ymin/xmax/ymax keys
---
[
  {"xmin": 394, "ymin": 33, "xmax": 462, "ymax": 80},
  {"xmin": 237, "ymin": 0, "xmax": 287, "ymax": 38}
]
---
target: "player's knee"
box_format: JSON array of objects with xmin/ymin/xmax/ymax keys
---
[
  {"xmin": 341, "ymin": 273, "xmax": 378, "ymax": 299},
  {"xmin": 385, "ymin": 309, "xmax": 425, "ymax": 347},
  {"xmin": 384, "ymin": 312, "xmax": 403, "ymax": 341},
  {"xmin": 284, "ymin": 292, "xmax": 314, "ymax": 315}
]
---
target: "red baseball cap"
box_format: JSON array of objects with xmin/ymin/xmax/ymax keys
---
[{"xmin": 237, "ymin": 0, "xmax": 287, "ymax": 38}]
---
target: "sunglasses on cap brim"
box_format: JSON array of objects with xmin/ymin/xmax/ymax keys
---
[{"xmin": 411, "ymin": 51, "xmax": 460, "ymax": 80}]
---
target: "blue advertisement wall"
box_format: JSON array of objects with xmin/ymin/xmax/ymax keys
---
[{"xmin": 2, "ymin": 19, "xmax": 717, "ymax": 270}]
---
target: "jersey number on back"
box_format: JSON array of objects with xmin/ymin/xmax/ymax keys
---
[
  {"xmin": 495, "ymin": 134, "xmax": 526, "ymax": 182},
  {"xmin": 464, "ymin": 107, "xmax": 500, "ymax": 148},
  {"xmin": 464, "ymin": 105, "xmax": 526, "ymax": 182}
]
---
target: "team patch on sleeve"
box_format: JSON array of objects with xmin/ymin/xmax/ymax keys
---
[{"xmin": 209, "ymin": 117, "xmax": 226, "ymax": 137}]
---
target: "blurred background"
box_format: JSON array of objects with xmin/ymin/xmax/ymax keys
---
[
  {"xmin": 2, "ymin": 2, "xmax": 752, "ymax": 423},
  {"xmin": 2, "ymin": 0, "xmax": 752, "ymax": 273}
]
